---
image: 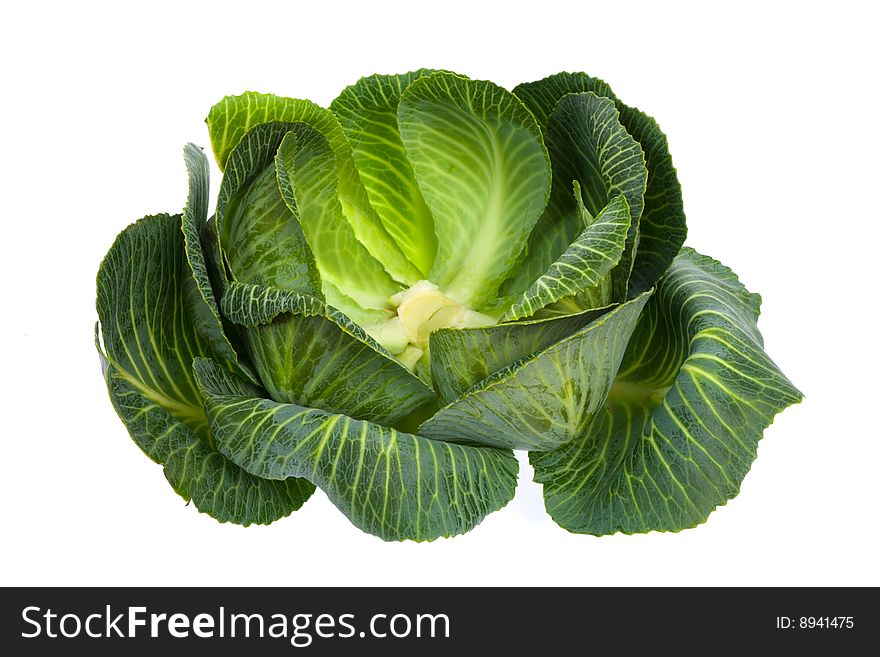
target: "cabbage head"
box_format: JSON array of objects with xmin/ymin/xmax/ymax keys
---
[{"xmin": 96, "ymin": 70, "xmax": 801, "ymax": 540}]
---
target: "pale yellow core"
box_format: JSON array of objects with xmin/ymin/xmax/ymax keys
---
[{"xmin": 368, "ymin": 280, "xmax": 495, "ymax": 370}]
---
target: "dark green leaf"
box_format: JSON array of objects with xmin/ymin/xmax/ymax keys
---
[
  {"xmin": 430, "ymin": 305, "xmax": 611, "ymax": 405},
  {"xmin": 180, "ymin": 143, "xmax": 259, "ymax": 384},
  {"xmin": 215, "ymin": 122, "xmax": 323, "ymax": 297},
  {"xmin": 96, "ymin": 214, "xmax": 313, "ymax": 524},
  {"xmin": 505, "ymin": 93, "xmax": 646, "ymax": 303},
  {"xmin": 194, "ymin": 358, "xmax": 518, "ymax": 542},
  {"xmin": 617, "ymin": 105, "xmax": 688, "ymax": 293},
  {"xmin": 514, "ymin": 72, "xmax": 686, "ymax": 293},
  {"xmin": 531, "ymin": 248, "xmax": 802, "ymax": 535},
  {"xmin": 419, "ymin": 292, "xmax": 651, "ymax": 450},
  {"xmin": 513, "ymin": 71, "xmax": 617, "ymax": 126}
]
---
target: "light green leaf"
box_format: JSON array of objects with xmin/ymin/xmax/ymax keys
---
[
  {"xmin": 430, "ymin": 305, "xmax": 612, "ymax": 405},
  {"xmin": 332, "ymin": 70, "xmax": 438, "ymax": 276},
  {"xmin": 276, "ymin": 127, "xmax": 401, "ymax": 313},
  {"xmin": 180, "ymin": 143, "xmax": 259, "ymax": 385},
  {"xmin": 503, "ymin": 194, "xmax": 631, "ymax": 321},
  {"xmin": 207, "ymin": 92, "xmax": 339, "ymax": 171},
  {"xmin": 221, "ymin": 280, "xmax": 436, "ymax": 427},
  {"xmin": 419, "ymin": 292, "xmax": 651, "ymax": 451},
  {"xmin": 96, "ymin": 213, "xmax": 313, "ymax": 524},
  {"xmin": 397, "ymin": 72, "xmax": 551, "ymax": 311},
  {"xmin": 531, "ymin": 248, "xmax": 802, "ymax": 535},
  {"xmin": 320, "ymin": 280, "xmax": 394, "ymax": 332},
  {"xmin": 215, "ymin": 122, "xmax": 323, "ymax": 298},
  {"xmin": 514, "ymin": 72, "xmax": 686, "ymax": 293},
  {"xmin": 207, "ymin": 92, "xmax": 420, "ymax": 284},
  {"xmin": 193, "ymin": 357, "xmax": 518, "ymax": 542},
  {"xmin": 271, "ymin": 132, "xmax": 391, "ymax": 328}
]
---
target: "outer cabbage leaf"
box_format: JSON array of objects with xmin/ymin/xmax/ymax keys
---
[
  {"xmin": 180, "ymin": 143, "xmax": 259, "ymax": 384},
  {"xmin": 530, "ymin": 248, "xmax": 802, "ymax": 534},
  {"xmin": 96, "ymin": 213, "xmax": 314, "ymax": 524},
  {"xmin": 194, "ymin": 357, "xmax": 518, "ymax": 542}
]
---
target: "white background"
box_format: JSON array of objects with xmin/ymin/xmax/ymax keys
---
[{"xmin": 1, "ymin": 0, "xmax": 877, "ymax": 586}]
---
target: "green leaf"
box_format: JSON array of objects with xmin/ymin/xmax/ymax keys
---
[
  {"xmin": 198, "ymin": 212, "xmax": 257, "ymax": 362},
  {"xmin": 397, "ymin": 72, "xmax": 551, "ymax": 311},
  {"xmin": 514, "ymin": 72, "xmax": 686, "ymax": 293},
  {"xmin": 207, "ymin": 92, "xmax": 337, "ymax": 171},
  {"xmin": 430, "ymin": 305, "xmax": 612, "ymax": 405},
  {"xmin": 513, "ymin": 71, "xmax": 617, "ymax": 127},
  {"xmin": 506, "ymin": 92, "xmax": 646, "ymax": 303},
  {"xmin": 503, "ymin": 193, "xmax": 631, "ymax": 321},
  {"xmin": 320, "ymin": 280, "xmax": 393, "ymax": 332},
  {"xmin": 419, "ymin": 292, "xmax": 651, "ymax": 451},
  {"xmin": 528, "ymin": 279, "xmax": 613, "ymax": 320},
  {"xmin": 200, "ymin": 211, "xmax": 227, "ymax": 295},
  {"xmin": 617, "ymin": 105, "xmax": 688, "ymax": 293},
  {"xmin": 221, "ymin": 280, "xmax": 437, "ymax": 427},
  {"xmin": 519, "ymin": 186, "xmax": 620, "ymax": 319},
  {"xmin": 215, "ymin": 122, "xmax": 323, "ymax": 298},
  {"xmin": 96, "ymin": 213, "xmax": 313, "ymax": 524},
  {"xmin": 530, "ymin": 248, "xmax": 802, "ymax": 535},
  {"xmin": 207, "ymin": 92, "xmax": 420, "ymax": 284},
  {"xmin": 276, "ymin": 127, "xmax": 401, "ymax": 313},
  {"xmin": 332, "ymin": 70, "xmax": 438, "ymax": 277},
  {"xmin": 180, "ymin": 143, "xmax": 259, "ymax": 385},
  {"xmin": 193, "ymin": 357, "xmax": 518, "ymax": 542}
]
